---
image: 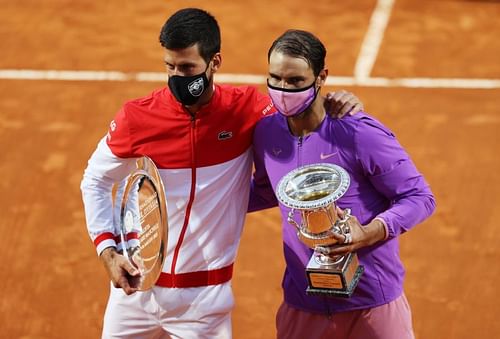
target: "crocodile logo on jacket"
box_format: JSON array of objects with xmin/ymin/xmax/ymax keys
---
[{"xmin": 218, "ymin": 131, "xmax": 233, "ymax": 140}]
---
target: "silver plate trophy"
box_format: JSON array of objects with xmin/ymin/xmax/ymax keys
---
[
  {"xmin": 114, "ymin": 156, "xmax": 168, "ymax": 290},
  {"xmin": 276, "ymin": 163, "xmax": 364, "ymax": 297}
]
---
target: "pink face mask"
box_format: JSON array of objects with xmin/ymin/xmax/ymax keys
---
[{"xmin": 267, "ymin": 81, "xmax": 318, "ymax": 117}]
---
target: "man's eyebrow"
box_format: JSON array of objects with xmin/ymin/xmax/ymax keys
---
[
  {"xmin": 289, "ymin": 76, "xmax": 306, "ymax": 81},
  {"xmin": 268, "ymin": 73, "xmax": 306, "ymax": 81},
  {"xmin": 163, "ymin": 61, "xmax": 197, "ymax": 68}
]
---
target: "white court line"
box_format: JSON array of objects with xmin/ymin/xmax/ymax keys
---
[
  {"xmin": 326, "ymin": 76, "xmax": 500, "ymax": 89},
  {"xmin": 354, "ymin": 0, "xmax": 395, "ymax": 80},
  {"xmin": 0, "ymin": 69, "xmax": 132, "ymax": 81},
  {"xmin": 0, "ymin": 69, "xmax": 499, "ymax": 89}
]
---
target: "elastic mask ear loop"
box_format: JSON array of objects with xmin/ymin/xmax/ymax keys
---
[
  {"xmin": 205, "ymin": 58, "xmax": 215, "ymax": 90},
  {"xmin": 315, "ymin": 75, "xmax": 322, "ymax": 96}
]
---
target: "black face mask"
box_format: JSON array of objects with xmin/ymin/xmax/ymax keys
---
[{"xmin": 168, "ymin": 66, "xmax": 210, "ymax": 106}]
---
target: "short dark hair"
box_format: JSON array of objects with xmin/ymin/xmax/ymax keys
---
[
  {"xmin": 268, "ymin": 30, "xmax": 326, "ymax": 76},
  {"xmin": 159, "ymin": 8, "xmax": 221, "ymax": 63}
]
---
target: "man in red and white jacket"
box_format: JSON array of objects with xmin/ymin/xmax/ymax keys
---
[{"xmin": 81, "ymin": 8, "xmax": 362, "ymax": 339}]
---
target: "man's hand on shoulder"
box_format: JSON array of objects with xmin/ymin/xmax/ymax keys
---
[{"xmin": 324, "ymin": 90, "xmax": 364, "ymax": 119}]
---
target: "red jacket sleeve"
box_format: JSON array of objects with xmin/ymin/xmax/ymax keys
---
[{"xmin": 106, "ymin": 105, "xmax": 135, "ymax": 158}]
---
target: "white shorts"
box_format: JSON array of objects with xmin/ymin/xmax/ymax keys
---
[{"xmin": 102, "ymin": 281, "xmax": 234, "ymax": 339}]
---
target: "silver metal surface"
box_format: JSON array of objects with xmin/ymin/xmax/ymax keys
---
[
  {"xmin": 276, "ymin": 163, "xmax": 350, "ymax": 210},
  {"xmin": 117, "ymin": 156, "xmax": 168, "ymax": 290}
]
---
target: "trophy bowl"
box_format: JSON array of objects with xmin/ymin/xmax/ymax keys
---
[{"xmin": 276, "ymin": 163, "xmax": 350, "ymax": 249}]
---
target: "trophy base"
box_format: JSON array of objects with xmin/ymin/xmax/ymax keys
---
[{"xmin": 305, "ymin": 252, "xmax": 364, "ymax": 298}]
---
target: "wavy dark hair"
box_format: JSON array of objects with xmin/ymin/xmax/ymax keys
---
[
  {"xmin": 159, "ymin": 8, "xmax": 221, "ymax": 63},
  {"xmin": 268, "ymin": 29, "xmax": 326, "ymax": 76}
]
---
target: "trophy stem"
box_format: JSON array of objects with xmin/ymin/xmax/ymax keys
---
[{"xmin": 314, "ymin": 252, "xmax": 345, "ymax": 266}]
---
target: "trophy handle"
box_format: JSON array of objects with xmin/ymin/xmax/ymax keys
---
[
  {"xmin": 287, "ymin": 209, "xmax": 302, "ymax": 232},
  {"xmin": 336, "ymin": 208, "xmax": 352, "ymax": 235}
]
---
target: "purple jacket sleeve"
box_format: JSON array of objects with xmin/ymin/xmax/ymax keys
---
[
  {"xmin": 355, "ymin": 116, "xmax": 436, "ymax": 238},
  {"xmin": 248, "ymin": 153, "xmax": 279, "ymax": 213}
]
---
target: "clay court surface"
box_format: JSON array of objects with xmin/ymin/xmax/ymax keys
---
[{"xmin": 1, "ymin": 0, "xmax": 499, "ymax": 338}]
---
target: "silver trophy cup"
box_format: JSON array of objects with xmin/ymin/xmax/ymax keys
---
[{"xmin": 276, "ymin": 163, "xmax": 364, "ymax": 297}]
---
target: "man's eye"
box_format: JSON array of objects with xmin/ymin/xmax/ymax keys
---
[
  {"xmin": 179, "ymin": 65, "xmax": 196, "ymax": 74},
  {"xmin": 268, "ymin": 78, "xmax": 280, "ymax": 86}
]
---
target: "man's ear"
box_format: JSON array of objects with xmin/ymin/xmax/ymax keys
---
[
  {"xmin": 318, "ymin": 68, "xmax": 328, "ymax": 86},
  {"xmin": 211, "ymin": 53, "xmax": 222, "ymax": 73}
]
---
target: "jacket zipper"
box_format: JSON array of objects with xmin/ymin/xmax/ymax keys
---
[
  {"xmin": 169, "ymin": 114, "xmax": 197, "ymax": 286},
  {"xmin": 297, "ymin": 136, "xmax": 303, "ymax": 167}
]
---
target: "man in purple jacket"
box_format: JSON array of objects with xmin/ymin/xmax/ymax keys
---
[{"xmin": 249, "ymin": 29, "xmax": 436, "ymax": 339}]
